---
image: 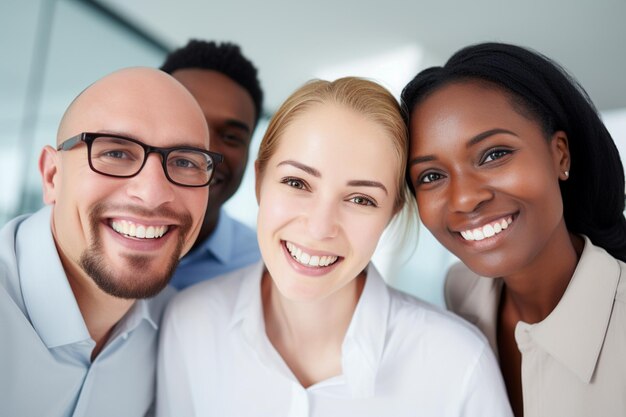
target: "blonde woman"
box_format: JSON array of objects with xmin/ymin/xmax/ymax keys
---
[{"xmin": 157, "ymin": 77, "xmax": 512, "ymax": 417}]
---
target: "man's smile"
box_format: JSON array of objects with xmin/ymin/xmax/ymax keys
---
[{"xmin": 110, "ymin": 219, "xmax": 169, "ymax": 239}]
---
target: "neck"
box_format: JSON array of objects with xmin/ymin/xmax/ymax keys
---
[
  {"xmin": 61, "ymin": 257, "xmax": 134, "ymax": 360},
  {"xmin": 262, "ymin": 270, "xmax": 365, "ymax": 387},
  {"xmin": 501, "ymin": 229, "xmax": 583, "ymax": 324}
]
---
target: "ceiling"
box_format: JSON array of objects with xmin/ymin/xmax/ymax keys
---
[{"xmin": 98, "ymin": 0, "xmax": 626, "ymax": 114}]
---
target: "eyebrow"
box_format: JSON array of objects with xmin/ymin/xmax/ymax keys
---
[
  {"xmin": 277, "ymin": 160, "xmax": 320, "ymax": 177},
  {"xmin": 347, "ymin": 180, "xmax": 388, "ymax": 194},
  {"xmin": 408, "ymin": 128, "xmax": 518, "ymax": 167},
  {"xmin": 277, "ymin": 160, "xmax": 388, "ymax": 194},
  {"xmin": 466, "ymin": 128, "xmax": 518, "ymax": 147}
]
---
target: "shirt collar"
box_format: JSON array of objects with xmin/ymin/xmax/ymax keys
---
[
  {"xmin": 229, "ymin": 261, "xmax": 266, "ymax": 330},
  {"xmin": 524, "ymin": 236, "xmax": 621, "ymax": 383},
  {"xmin": 17, "ymin": 206, "xmax": 91, "ymax": 348},
  {"xmin": 230, "ymin": 262, "xmax": 390, "ymax": 397},
  {"xmin": 341, "ymin": 264, "xmax": 390, "ymax": 397},
  {"xmin": 109, "ymin": 293, "xmax": 165, "ymax": 339},
  {"xmin": 202, "ymin": 210, "xmax": 235, "ymax": 264},
  {"xmin": 454, "ymin": 272, "xmax": 502, "ymax": 355},
  {"xmin": 111, "ymin": 285, "xmax": 177, "ymax": 333}
]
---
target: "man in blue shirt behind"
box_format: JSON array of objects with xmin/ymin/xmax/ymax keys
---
[
  {"xmin": 0, "ymin": 67, "xmax": 217, "ymax": 417},
  {"xmin": 161, "ymin": 40, "xmax": 264, "ymax": 289}
]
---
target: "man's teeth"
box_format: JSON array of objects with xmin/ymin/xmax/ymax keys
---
[
  {"xmin": 285, "ymin": 241, "xmax": 338, "ymax": 267},
  {"xmin": 111, "ymin": 220, "xmax": 168, "ymax": 239},
  {"xmin": 460, "ymin": 217, "xmax": 513, "ymax": 241}
]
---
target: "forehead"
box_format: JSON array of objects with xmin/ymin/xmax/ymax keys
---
[
  {"xmin": 172, "ymin": 69, "xmax": 256, "ymax": 127},
  {"xmin": 271, "ymin": 103, "xmax": 399, "ymax": 179},
  {"xmin": 414, "ymin": 82, "xmax": 513, "ymax": 121},
  {"xmin": 63, "ymin": 70, "xmax": 209, "ymax": 149},
  {"xmin": 410, "ymin": 82, "xmax": 535, "ymax": 143}
]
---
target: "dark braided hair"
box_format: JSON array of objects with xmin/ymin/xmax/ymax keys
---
[
  {"xmin": 161, "ymin": 40, "xmax": 263, "ymax": 124},
  {"xmin": 402, "ymin": 42, "xmax": 626, "ymax": 262}
]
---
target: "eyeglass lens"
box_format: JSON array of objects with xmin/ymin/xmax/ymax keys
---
[{"xmin": 90, "ymin": 136, "xmax": 213, "ymax": 186}]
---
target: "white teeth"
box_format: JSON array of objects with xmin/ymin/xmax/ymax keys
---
[
  {"xmin": 460, "ymin": 216, "xmax": 513, "ymax": 241},
  {"xmin": 111, "ymin": 220, "xmax": 168, "ymax": 239},
  {"xmin": 300, "ymin": 252, "xmax": 310, "ymax": 264},
  {"xmin": 285, "ymin": 241, "xmax": 338, "ymax": 268}
]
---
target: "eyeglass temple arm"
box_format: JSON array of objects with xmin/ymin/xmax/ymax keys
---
[{"xmin": 57, "ymin": 134, "xmax": 84, "ymax": 151}]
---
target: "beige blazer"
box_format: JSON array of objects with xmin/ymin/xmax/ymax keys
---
[{"xmin": 445, "ymin": 236, "xmax": 626, "ymax": 417}]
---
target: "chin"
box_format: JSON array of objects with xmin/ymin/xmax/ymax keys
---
[
  {"xmin": 81, "ymin": 251, "xmax": 178, "ymax": 299},
  {"xmin": 271, "ymin": 275, "xmax": 329, "ymax": 303},
  {"xmin": 461, "ymin": 256, "xmax": 514, "ymax": 279},
  {"xmin": 91, "ymin": 269, "xmax": 171, "ymax": 299}
]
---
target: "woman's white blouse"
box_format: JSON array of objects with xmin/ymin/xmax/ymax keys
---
[{"xmin": 156, "ymin": 261, "xmax": 512, "ymax": 417}]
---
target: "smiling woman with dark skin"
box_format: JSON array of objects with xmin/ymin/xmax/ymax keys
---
[{"xmin": 402, "ymin": 43, "xmax": 626, "ymax": 417}]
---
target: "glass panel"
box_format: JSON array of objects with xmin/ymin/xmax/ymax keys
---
[{"xmin": 1, "ymin": 0, "xmax": 166, "ymax": 224}]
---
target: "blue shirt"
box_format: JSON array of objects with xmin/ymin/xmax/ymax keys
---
[
  {"xmin": 170, "ymin": 210, "xmax": 260, "ymax": 290},
  {"xmin": 0, "ymin": 206, "xmax": 172, "ymax": 417}
]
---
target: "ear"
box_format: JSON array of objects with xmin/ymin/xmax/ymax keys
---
[
  {"xmin": 39, "ymin": 145, "xmax": 60, "ymax": 204},
  {"xmin": 254, "ymin": 159, "xmax": 262, "ymax": 204},
  {"xmin": 550, "ymin": 131, "xmax": 571, "ymax": 181}
]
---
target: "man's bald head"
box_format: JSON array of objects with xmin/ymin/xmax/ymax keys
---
[
  {"xmin": 40, "ymin": 66, "xmax": 213, "ymax": 300},
  {"xmin": 57, "ymin": 67, "xmax": 209, "ymax": 148}
]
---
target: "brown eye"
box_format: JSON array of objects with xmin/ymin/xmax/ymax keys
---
[
  {"xmin": 282, "ymin": 177, "xmax": 306, "ymax": 190},
  {"xmin": 221, "ymin": 132, "xmax": 247, "ymax": 146},
  {"xmin": 420, "ymin": 172, "xmax": 443, "ymax": 184},
  {"xmin": 482, "ymin": 148, "xmax": 512, "ymax": 163},
  {"xmin": 349, "ymin": 196, "xmax": 376, "ymax": 207}
]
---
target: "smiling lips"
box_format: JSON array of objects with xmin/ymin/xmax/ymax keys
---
[
  {"xmin": 110, "ymin": 219, "xmax": 169, "ymax": 239},
  {"xmin": 285, "ymin": 241, "xmax": 339, "ymax": 267},
  {"xmin": 459, "ymin": 216, "xmax": 513, "ymax": 241}
]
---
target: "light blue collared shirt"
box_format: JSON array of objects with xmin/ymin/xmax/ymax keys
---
[
  {"xmin": 0, "ymin": 206, "xmax": 172, "ymax": 417},
  {"xmin": 170, "ymin": 210, "xmax": 260, "ymax": 290}
]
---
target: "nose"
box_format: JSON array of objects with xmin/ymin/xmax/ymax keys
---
[
  {"xmin": 447, "ymin": 172, "xmax": 493, "ymax": 213},
  {"xmin": 306, "ymin": 196, "xmax": 340, "ymax": 240},
  {"xmin": 125, "ymin": 154, "xmax": 176, "ymax": 208}
]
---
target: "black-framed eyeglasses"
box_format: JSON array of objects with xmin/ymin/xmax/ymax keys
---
[{"xmin": 57, "ymin": 132, "xmax": 223, "ymax": 187}]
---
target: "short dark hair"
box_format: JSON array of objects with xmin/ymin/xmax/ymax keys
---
[
  {"xmin": 401, "ymin": 42, "xmax": 626, "ymax": 262},
  {"xmin": 161, "ymin": 40, "xmax": 264, "ymax": 125}
]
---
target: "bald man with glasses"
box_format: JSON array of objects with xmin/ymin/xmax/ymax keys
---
[{"xmin": 0, "ymin": 67, "xmax": 220, "ymax": 417}]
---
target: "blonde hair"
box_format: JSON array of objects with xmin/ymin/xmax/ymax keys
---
[{"xmin": 256, "ymin": 77, "xmax": 410, "ymax": 212}]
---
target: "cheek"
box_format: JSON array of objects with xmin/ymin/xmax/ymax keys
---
[
  {"xmin": 346, "ymin": 212, "xmax": 390, "ymax": 259},
  {"xmin": 498, "ymin": 164, "xmax": 562, "ymax": 211},
  {"xmin": 223, "ymin": 147, "xmax": 249, "ymax": 175},
  {"xmin": 184, "ymin": 189, "xmax": 210, "ymax": 225},
  {"xmin": 52, "ymin": 180, "xmax": 104, "ymax": 257},
  {"xmin": 256, "ymin": 185, "xmax": 301, "ymax": 240},
  {"xmin": 415, "ymin": 191, "xmax": 442, "ymax": 230}
]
